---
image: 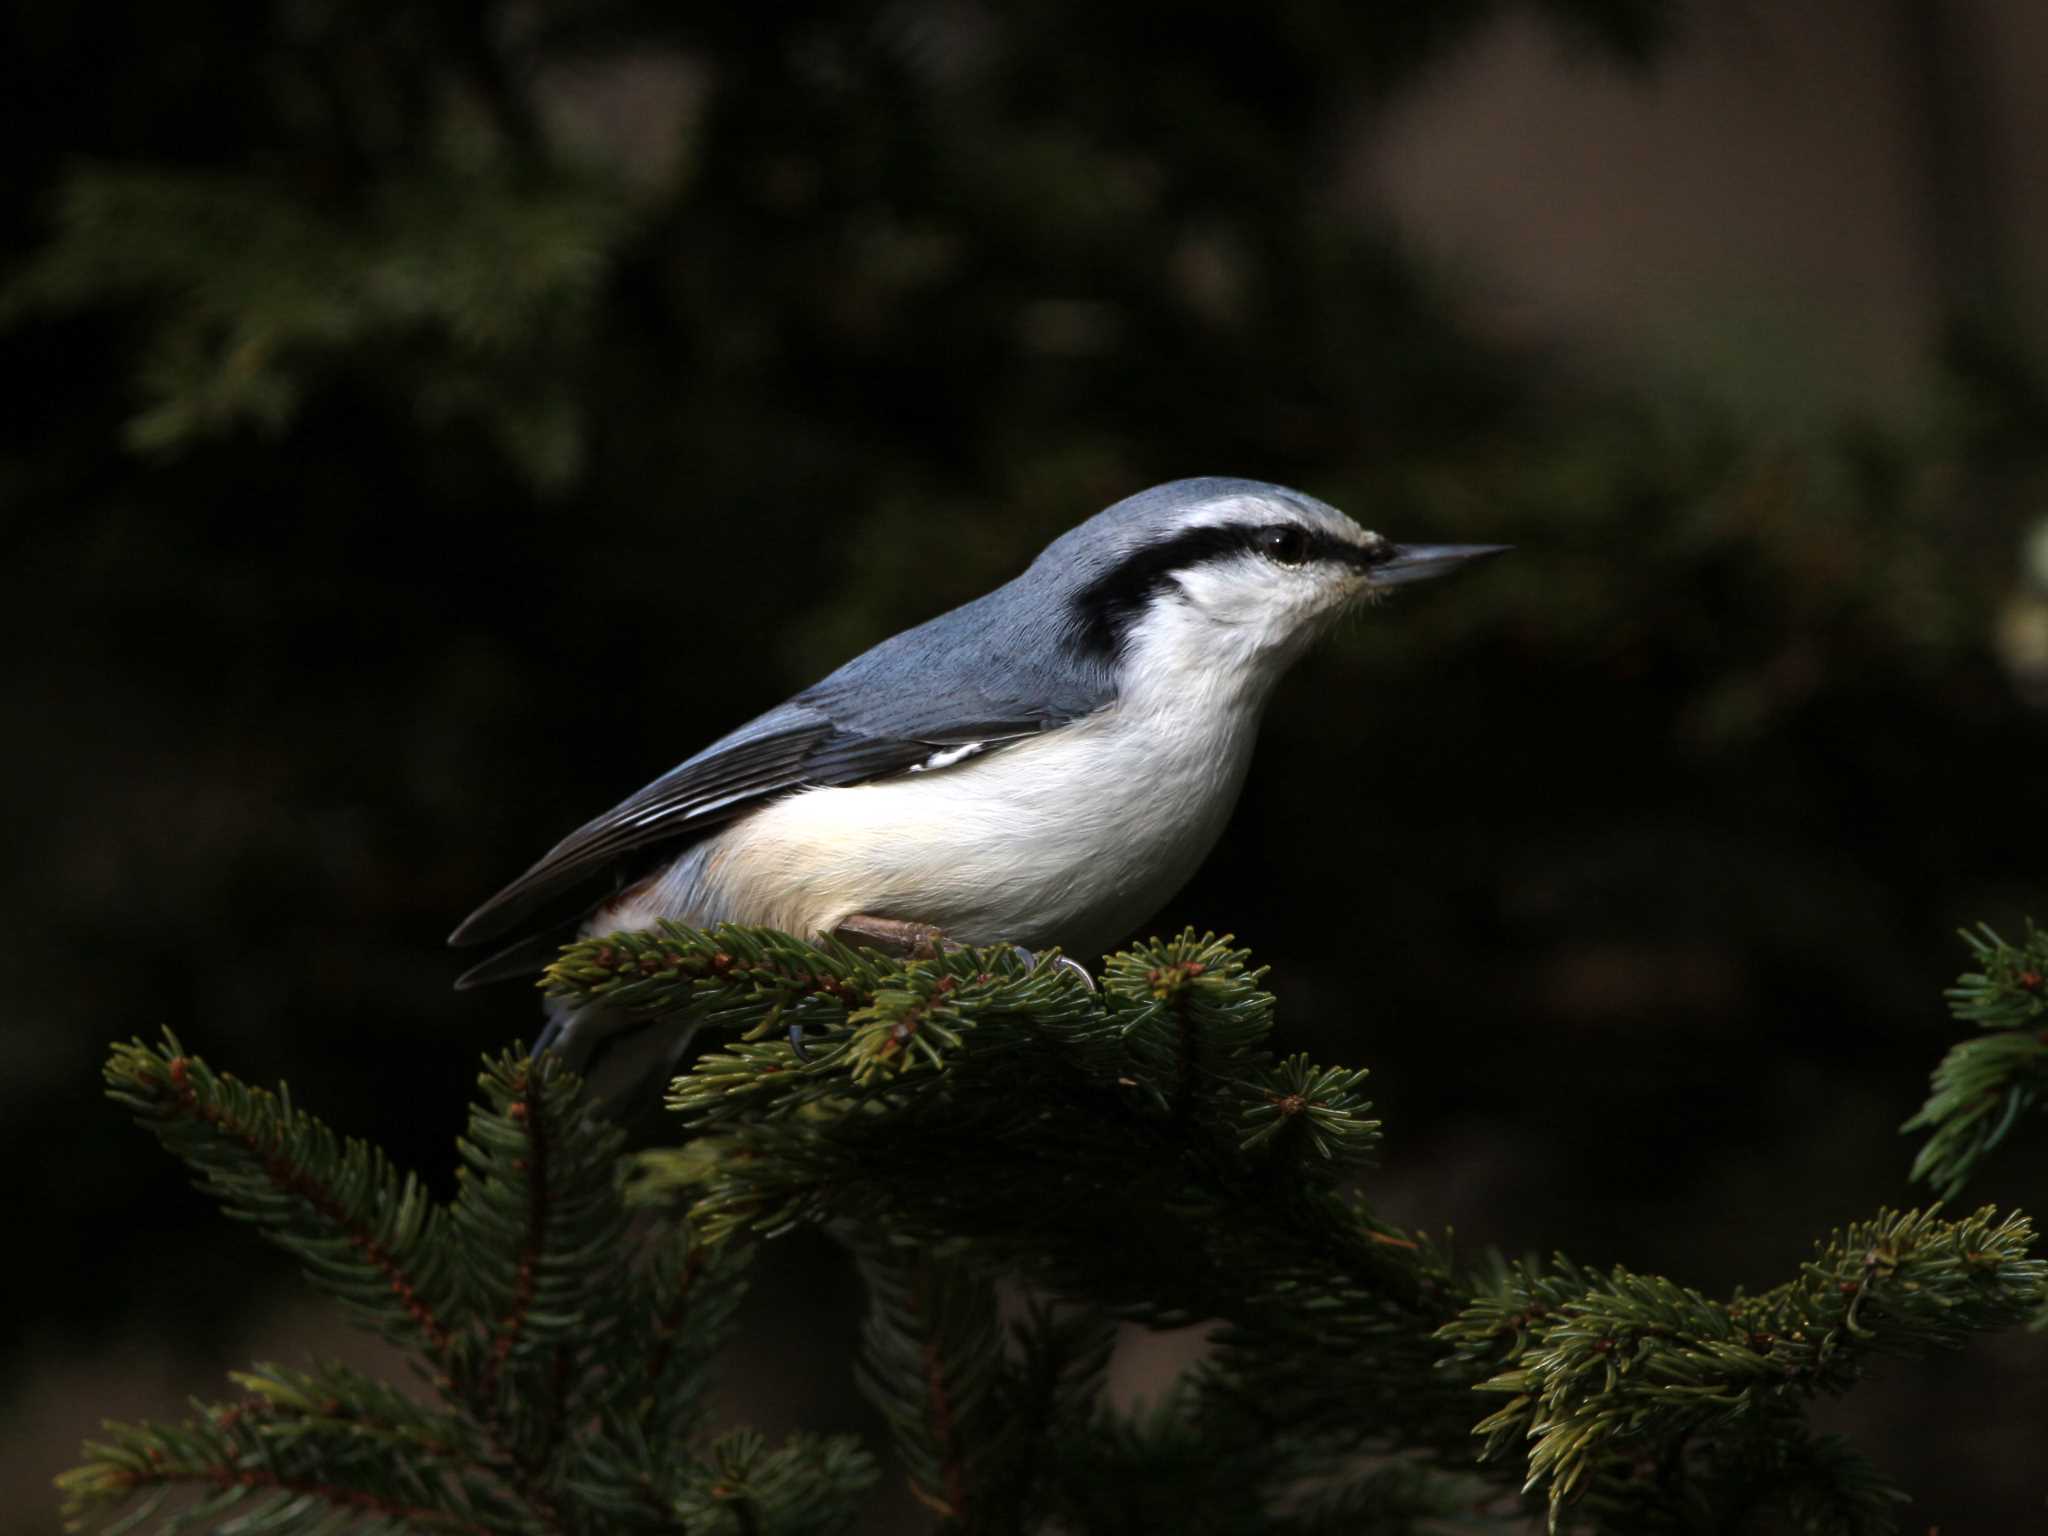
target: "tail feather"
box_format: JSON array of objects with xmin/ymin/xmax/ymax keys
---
[
  {"xmin": 538, "ymin": 996, "xmax": 700, "ymax": 1135},
  {"xmin": 454, "ymin": 921, "xmax": 584, "ymax": 990}
]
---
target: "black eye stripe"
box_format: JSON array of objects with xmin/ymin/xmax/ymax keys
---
[
  {"xmin": 1069, "ymin": 521, "xmax": 1393, "ymax": 657},
  {"xmin": 1338, "ymin": 536, "xmax": 1397, "ymax": 568},
  {"xmin": 1262, "ymin": 525, "xmax": 1394, "ymax": 570}
]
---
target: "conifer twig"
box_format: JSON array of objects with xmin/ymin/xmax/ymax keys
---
[
  {"xmin": 68, "ymin": 1038, "xmax": 876, "ymax": 1536},
  {"xmin": 105, "ymin": 1035, "xmax": 457, "ymax": 1355},
  {"xmin": 1904, "ymin": 922, "xmax": 2048, "ymax": 1198}
]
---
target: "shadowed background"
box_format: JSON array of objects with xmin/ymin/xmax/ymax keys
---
[{"xmin": 6, "ymin": 0, "xmax": 2048, "ymax": 1528}]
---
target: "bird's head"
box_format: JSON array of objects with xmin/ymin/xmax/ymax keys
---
[{"xmin": 1042, "ymin": 477, "xmax": 1506, "ymax": 696}]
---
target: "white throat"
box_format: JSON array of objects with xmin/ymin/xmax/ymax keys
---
[{"xmin": 1115, "ymin": 569, "xmax": 1321, "ymax": 723}]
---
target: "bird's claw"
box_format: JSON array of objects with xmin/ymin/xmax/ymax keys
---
[
  {"xmin": 1053, "ymin": 954, "xmax": 1097, "ymax": 992},
  {"xmin": 788, "ymin": 1020, "xmax": 812, "ymax": 1063},
  {"xmin": 1007, "ymin": 945, "xmax": 1096, "ymax": 993}
]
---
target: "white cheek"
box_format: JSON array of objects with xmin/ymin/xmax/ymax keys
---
[{"xmin": 1170, "ymin": 561, "xmax": 1343, "ymax": 653}]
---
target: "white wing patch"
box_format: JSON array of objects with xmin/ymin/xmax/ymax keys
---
[{"xmin": 907, "ymin": 741, "xmax": 986, "ymax": 774}]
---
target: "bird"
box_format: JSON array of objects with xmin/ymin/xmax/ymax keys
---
[{"xmin": 451, "ymin": 477, "xmax": 1506, "ymax": 1107}]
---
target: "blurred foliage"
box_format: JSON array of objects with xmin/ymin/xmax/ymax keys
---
[
  {"xmin": 1906, "ymin": 923, "xmax": 2048, "ymax": 1210},
  {"xmin": 4, "ymin": 0, "xmax": 2047, "ymax": 1528},
  {"xmin": 2, "ymin": 166, "xmax": 630, "ymax": 482}
]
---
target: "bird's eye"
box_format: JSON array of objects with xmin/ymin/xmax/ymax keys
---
[{"xmin": 1258, "ymin": 525, "xmax": 1311, "ymax": 567}]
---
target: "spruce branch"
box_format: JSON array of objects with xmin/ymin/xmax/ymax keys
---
[
  {"xmin": 104, "ymin": 1032, "xmax": 459, "ymax": 1354},
  {"xmin": 853, "ymin": 1259, "xmax": 1123, "ymax": 1532},
  {"xmin": 1437, "ymin": 1206, "xmax": 2044, "ymax": 1528},
  {"xmin": 1027, "ymin": 1388, "xmax": 1287, "ymax": 1534},
  {"xmin": 76, "ymin": 922, "xmax": 2048, "ymax": 1533},
  {"xmin": 69, "ymin": 1035, "xmax": 873, "ymax": 1536},
  {"xmin": 849, "ymin": 1250, "xmax": 1479, "ymax": 1536},
  {"xmin": 447, "ymin": 1048, "xmax": 632, "ymax": 1401},
  {"xmin": 670, "ymin": 1430, "xmax": 882, "ymax": 1536},
  {"xmin": 854, "ymin": 1250, "xmax": 1013, "ymax": 1524},
  {"xmin": 621, "ymin": 929, "xmax": 1411, "ymax": 1303},
  {"xmin": 1904, "ymin": 921, "xmax": 2048, "ymax": 1198},
  {"xmin": 1268, "ymin": 1461, "xmax": 1493, "ymax": 1535},
  {"xmin": 59, "ymin": 1359, "xmax": 529, "ymax": 1536},
  {"xmin": 1239, "ymin": 1053, "xmax": 1380, "ymax": 1168},
  {"xmin": 998, "ymin": 1299, "xmax": 1118, "ymax": 1503},
  {"xmin": 545, "ymin": 920, "xmax": 1099, "ymax": 1080},
  {"xmin": 637, "ymin": 1223, "xmax": 750, "ymax": 1443},
  {"xmin": 617, "ymin": 924, "xmax": 2042, "ymax": 1529},
  {"xmin": 624, "ymin": 928, "xmax": 1480, "ymax": 1477},
  {"xmin": 1024, "ymin": 1384, "xmax": 1497, "ymax": 1536},
  {"xmin": 1572, "ymin": 1425, "xmax": 1909, "ymax": 1536}
]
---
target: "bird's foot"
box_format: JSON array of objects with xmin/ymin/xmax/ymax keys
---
[
  {"xmin": 794, "ymin": 921, "xmax": 1099, "ymax": 1063},
  {"xmin": 800, "ymin": 913, "xmax": 951, "ymax": 1063},
  {"xmin": 1005, "ymin": 946, "xmax": 1096, "ymax": 992},
  {"xmin": 829, "ymin": 914, "xmax": 1098, "ymax": 993}
]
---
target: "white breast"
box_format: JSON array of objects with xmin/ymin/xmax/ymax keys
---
[{"xmin": 607, "ymin": 593, "xmax": 1300, "ymax": 958}]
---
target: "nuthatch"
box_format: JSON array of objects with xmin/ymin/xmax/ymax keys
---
[{"xmin": 452, "ymin": 478, "xmax": 1506, "ymax": 1102}]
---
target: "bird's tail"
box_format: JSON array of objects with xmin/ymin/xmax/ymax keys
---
[{"xmin": 536, "ymin": 997, "xmax": 700, "ymax": 1137}]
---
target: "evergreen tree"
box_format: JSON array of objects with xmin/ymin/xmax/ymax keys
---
[{"xmin": 62, "ymin": 922, "xmax": 2047, "ymax": 1533}]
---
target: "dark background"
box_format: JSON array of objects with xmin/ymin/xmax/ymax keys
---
[{"xmin": 7, "ymin": 0, "xmax": 2048, "ymax": 1529}]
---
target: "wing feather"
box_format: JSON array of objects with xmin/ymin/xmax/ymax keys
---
[
  {"xmin": 449, "ymin": 708, "xmax": 832, "ymax": 947},
  {"xmin": 447, "ymin": 704, "xmax": 1054, "ymax": 950}
]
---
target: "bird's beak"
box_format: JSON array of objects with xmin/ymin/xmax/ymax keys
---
[{"xmin": 1368, "ymin": 543, "xmax": 1512, "ymax": 587}]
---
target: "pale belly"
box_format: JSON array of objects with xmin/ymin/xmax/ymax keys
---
[{"xmin": 600, "ymin": 704, "xmax": 1262, "ymax": 960}]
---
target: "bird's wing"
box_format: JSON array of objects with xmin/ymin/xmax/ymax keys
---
[
  {"xmin": 447, "ymin": 698, "xmax": 1067, "ymax": 953},
  {"xmin": 452, "ymin": 556, "xmax": 1117, "ymax": 966}
]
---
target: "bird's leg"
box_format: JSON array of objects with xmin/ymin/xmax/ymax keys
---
[
  {"xmin": 832, "ymin": 914, "xmax": 1097, "ymax": 991},
  {"xmin": 783, "ymin": 915, "xmax": 944, "ymax": 1062},
  {"xmin": 831, "ymin": 914, "xmax": 950, "ymax": 959},
  {"xmin": 789, "ymin": 914, "xmax": 1096, "ymax": 1065}
]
